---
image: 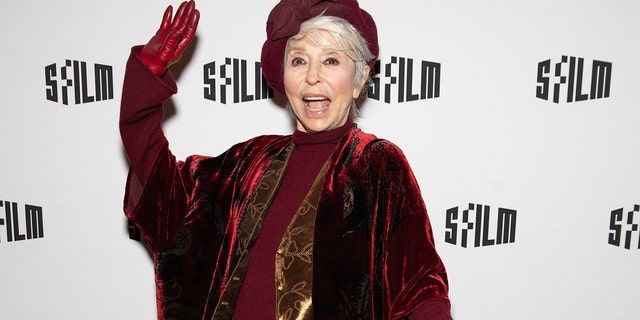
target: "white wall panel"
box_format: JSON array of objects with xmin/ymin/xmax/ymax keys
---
[{"xmin": 1, "ymin": 1, "xmax": 638, "ymax": 319}]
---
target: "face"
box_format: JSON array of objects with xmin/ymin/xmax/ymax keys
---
[{"xmin": 283, "ymin": 31, "xmax": 368, "ymax": 133}]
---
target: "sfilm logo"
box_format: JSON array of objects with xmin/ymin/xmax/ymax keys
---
[
  {"xmin": 203, "ymin": 58, "xmax": 273, "ymax": 104},
  {"xmin": 445, "ymin": 203, "xmax": 517, "ymax": 248},
  {"xmin": 369, "ymin": 57, "xmax": 440, "ymax": 104},
  {"xmin": 536, "ymin": 55, "xmax": 612, "ymax": 103},
  {"xmin": 45, "ymin": 60, "xmax": 114, "ymax": 105},
  {"xmin": 202, "ymin": 56, "xmax": 439, "ymax": 105},
  {"xmin": 0, "ymin": 200, "xmax": 44, "ymax": 243},
  {"xmin": 608, "ymin": 205, "xmax": 639, "ymax": 250}
]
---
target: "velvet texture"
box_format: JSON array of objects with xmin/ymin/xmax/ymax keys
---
[
  {"xmin": 121, "ymin": 48, "xmax": 449, "ymax": 320},
  {"xmin": 123, "ymin": 131, "xmax": 449, "ymax": 319}
]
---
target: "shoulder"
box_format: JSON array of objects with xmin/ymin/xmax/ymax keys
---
[
  {"xmin": 183, "ymin": 134, "xmax": 291, "ymax": 177},
  {"xmin": 243, "ymin": 134, "xmax": 291, "ymax": 147},
  {"xmin": 229, "ymin": 134, "xmax": 292, "ymax": 160},
  {"xmin": 347, "ymin": 128, "xmax": 416, "ymax": 185},
  {"xmin": 350, "ymin": 128, "xmax": 407, "ymax": 162},
  {"xmin": 190, "ymin": 134, "xmax": 290, "ymax": 161}
]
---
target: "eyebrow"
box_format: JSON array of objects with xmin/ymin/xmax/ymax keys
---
[
  {"xmin": 287, "ymin": 46, "xmax": 306, "ymax": 55},
  {"xmin": 287, "ymin": 46, "xmax": 344, "ymax": 57}
]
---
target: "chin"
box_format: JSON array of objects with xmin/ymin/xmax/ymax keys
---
[{"xmin": 299, "ymin": 120, "xmax": 332, "ymax": 133}]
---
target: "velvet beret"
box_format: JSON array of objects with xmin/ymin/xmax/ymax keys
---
[{"xmin": 260, "ymin": 0, "xmax": 379, "ymax": 96}]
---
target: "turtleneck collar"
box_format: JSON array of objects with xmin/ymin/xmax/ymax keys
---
[{"xmin": 292, "ymin": 118, "xmax": 355, "ymax": 146}]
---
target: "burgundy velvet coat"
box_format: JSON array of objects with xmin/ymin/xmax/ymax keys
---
[{"xmin": 121, "ymin": 47, "xmax": 449, "ymax": 320}]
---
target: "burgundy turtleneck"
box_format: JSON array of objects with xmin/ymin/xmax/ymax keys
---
[{"xmin": 232, "ymin": 120, "xmax": 354, "ymax": 319}]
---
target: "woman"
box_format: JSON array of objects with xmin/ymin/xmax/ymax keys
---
[{"xmin": 120, "ymin": 0, "xmax": 452, "ymax": 319}]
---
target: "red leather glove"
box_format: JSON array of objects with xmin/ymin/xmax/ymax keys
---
[{"xmin": 139, "ymin": 1, "xmax": 200, "ymax": 76}]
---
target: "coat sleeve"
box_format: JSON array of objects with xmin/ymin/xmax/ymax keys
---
[
  {"xmin": 119, "ymin": 45, "xmax": 193, "ymax": 253},
  {"xmin": 365, "ymin": 139, "xmax": 451, "ymax": 319}
]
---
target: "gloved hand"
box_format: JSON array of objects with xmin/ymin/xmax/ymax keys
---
[{"xmin": 139, "ymin": 1, "xmax": 200, "ymax": 76}]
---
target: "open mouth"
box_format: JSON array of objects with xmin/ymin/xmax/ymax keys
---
[{"xmin": 303, "ymin": 96, "xmax": 331, "ymax": 111}]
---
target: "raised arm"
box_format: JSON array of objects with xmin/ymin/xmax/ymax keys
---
[
  {"xmin": 120, "ymin": 0, "xmax": 200, "ymax": 181},
  {"xmin": 119, "ymin": 1, "xmax": 200, "ymax": 251}
]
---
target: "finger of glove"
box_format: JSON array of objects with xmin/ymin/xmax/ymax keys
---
[
  {"xmin": 171, "ymin": 1, "xmax": 192, "ymax": 30},
  {"xmin": 174, "ymin": 9, "xmax": 199, "ymax": 56},
  {"xmin": 169, "ymin": 2, "xmax": 198, "ymax": 56},
  {"xmin": 158, "ymin": 5, "xmax": 174, "ymax": 32}
]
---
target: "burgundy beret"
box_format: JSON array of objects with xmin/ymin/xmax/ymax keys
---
[{"xmin": 260, "ymin": 0, "xmax": 379, "ymax": 96}]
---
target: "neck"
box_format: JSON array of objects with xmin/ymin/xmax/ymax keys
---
[{"xmin": 293, "ymin": 118, "xmax": 354, "ymax": 146}]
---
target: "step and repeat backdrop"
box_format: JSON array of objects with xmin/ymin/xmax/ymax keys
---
[{"xmin": 1, "ymin": 0, "xmax": 638, "ymax": 319}]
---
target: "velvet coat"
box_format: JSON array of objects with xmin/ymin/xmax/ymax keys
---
[{"xmin": 121, "ymin": 47, "xmax": 449, "ymax": 320}]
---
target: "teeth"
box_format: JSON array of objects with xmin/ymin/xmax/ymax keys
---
[
  {"xmin": 303, "ymin": 96, "xmax": 329, "ymax": 108},
  {"xmin": 302, "ymin": 97, "xmax": 327, "ymax": 103}
]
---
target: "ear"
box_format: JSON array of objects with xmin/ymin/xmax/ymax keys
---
[{"xmin": 352, "ymin": 65, "xmax": 370, "ymax": 99}]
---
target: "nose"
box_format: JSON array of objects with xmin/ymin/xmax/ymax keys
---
[{"xmin": 305, "ymin": 61, "xmax": 321, "ymax": 85}]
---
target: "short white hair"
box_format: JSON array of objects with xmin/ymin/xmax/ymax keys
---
[{"xmin": 285, "ymin": 15, "xmax": 374, "ymax": 117}]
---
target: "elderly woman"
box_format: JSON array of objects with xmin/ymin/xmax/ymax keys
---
[{"xmin": 119, "ymin": 0, "xmax": 452, "ymax": 319}]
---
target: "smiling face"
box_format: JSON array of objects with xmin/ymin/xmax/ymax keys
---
[{"xmin": 283, "ymin": 31, "xmax": 368, "ymax": 133}]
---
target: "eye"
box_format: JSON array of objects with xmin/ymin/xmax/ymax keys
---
[
  {"xmin": 290, "ymin": 57, "xmax": 305, "ymax": 66},
  {"xmin": 324, "ymin": 57, "xmax": 340, "ymax": 65}
]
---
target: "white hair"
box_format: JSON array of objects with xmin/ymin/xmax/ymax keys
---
[{"xmin": 285, "ymin": 15, "xmax": 374, "ymax": 117}]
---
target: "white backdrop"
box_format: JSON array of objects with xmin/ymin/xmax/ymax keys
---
[{"xmin": 1, "ymin": 0, "xmax": 639, "ymax": 319}]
